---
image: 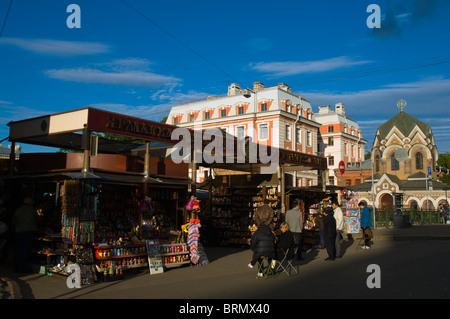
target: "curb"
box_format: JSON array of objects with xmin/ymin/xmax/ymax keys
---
[
  {"xmin": 1, "ymin": 277, "xmax": 21, "ymax": 299},
  {"xmin": 373, "ymin": 235, "xmax": 450, "ymax": 241}
]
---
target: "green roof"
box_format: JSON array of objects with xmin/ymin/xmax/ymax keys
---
[{"xmin": 378, "ymin": 111, "xmax": 432, "ymax": 138}]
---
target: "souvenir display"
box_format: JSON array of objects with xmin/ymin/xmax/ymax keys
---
[{"xmin": 342, "ymin": 190, "xmax": 361, "ymax": 234}]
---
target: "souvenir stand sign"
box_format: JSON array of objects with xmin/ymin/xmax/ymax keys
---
[
  {"xmin": 145, "ymin": 239, "xmax": 164, "ymax": 275},
  {"xmin": 342, "ymin": 190, "xmax": 360, "ymax": 234}
]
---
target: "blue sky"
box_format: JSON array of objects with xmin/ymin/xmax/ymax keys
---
[{"xmin": 1, "ymin": 0, "xmax": 450, "ymax": 154}]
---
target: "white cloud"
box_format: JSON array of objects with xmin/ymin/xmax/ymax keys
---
[
  {"xmin": 0, "ymin": 37, "xmax": 110, "ymax": 56},
  {"xmin": 90, "ymin": 90, "xmax": 210, "ymax": 121},
  {"xmin": 302, "ymin": 77, "xmax": 450, "ymax": 152},
  {"xmin": 45, "ymin": 68, "xmax": 181, "ymax": 88},
  {"xmin": 249, "ymin": 56, "xmax": 372, "ymax": 77}
]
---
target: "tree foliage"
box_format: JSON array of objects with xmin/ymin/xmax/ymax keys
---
[{"xmin": 438, "ymin": 152, "xmax": 450, "ymax": 186}]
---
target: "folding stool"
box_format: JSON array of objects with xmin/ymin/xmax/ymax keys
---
[
  {"xmin": 275, "ymin": 247, "xmax": 299, "ymax": 276},
  {"xmin": 257, "ymin": 256, "xmax": 275, "ymax": 279}
]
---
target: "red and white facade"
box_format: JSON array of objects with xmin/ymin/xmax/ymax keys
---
[
  {"xmin": 168, "ymin": 82, "xmax": 321, "ymax": 185},
  {"xmin": 314, "ymin": 103, "xmax": 367, "ymax": 186},
  {"xmin": 168, "ymin": 82, "xmax": 366, "ymax": 186}
]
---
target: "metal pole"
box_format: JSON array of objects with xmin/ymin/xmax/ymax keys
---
[
  {"xmin": 426, "ymin": 173, "xmax": 429, "ymax": 211},
  {"xmin": 372, "ymin": 154, "xmax": 376, "ymax": 228}
]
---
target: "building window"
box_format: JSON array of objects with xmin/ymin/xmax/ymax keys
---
[
  {"xmin": 238, "ymin": 106, "xmax": 244, "ymax": 115},
  {"xmin": 173, "ymin": 117, "xmax": 178, "ymax": 125},
  {"xmin": 416, "ymin": 152, "xmax": 423, "ymax": 170},
  {"xmin": 220, "ymin": 109, "xmax": 227, "ymax": 118},
  {"xmin": 189, "ymin": 114, "xmax": 195, "ymax": 122},
  {"xmin": 328, "ymin": 176, "xmax": 335, "ymax": 185},
  {"xmin": 296, "ymin": 126, "xmax": 301, "ymax": 143},
  {"xmin": 260, "ymin": 103, "xmax": 268, "ymax": 112},
  {"xmin": 328, "ymin": 126, "xmax": 334, "ymax": 133},
  {"xmin": 285, "ymin": 125, "xmax": 291, "ymax": 141},
  {"xmin": 375, "ymin": 155, "xmax": 380, "ymax": 172},
  {"xmin": 391, "ymin": 153, "xmax": 399, "ymax": 171},
  {"xmin": 259, "ymin": 123, "xmax": 269, "ymax": 140},
  {"xmin": 236, "ymin": 126, "xmax": 245, "ymax": 140},
  {"xmin": 329, "ymin": 156, "xmax": 334, "ymax": 166},
  {"xmin": 307, "ymin": 131, "xmax": 312, "ymax": 147},
  {"xmin": 328, "ymin": 137, "xmax": 334, "ymax": 146},
  {"xmin": 204, "ymin": 112, "xmax": 210, "ymax": 120}
]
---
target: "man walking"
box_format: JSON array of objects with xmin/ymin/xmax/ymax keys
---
[
  {"xmin": 331, "ymin": 200, "xmax": 344, "ymax": 258},
  {"xmin": 285, "ymin": 199, "xmax": 303, "ymax": 260}
]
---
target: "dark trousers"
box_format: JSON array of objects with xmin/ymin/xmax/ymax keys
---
[
  {"xmin": 318, "ymin": 228, "xmax": 325, "ymax": 248},
  {"xmin": 325, "ymin": 235, "xmax": 336, "ymax": 260},
  {"xmin": 14, "ymin": 231, "xmax": 34, "ymax": 272},
  {"xmin": 292, "ymin": 232, "xmax": 303, "ymax": 260}
]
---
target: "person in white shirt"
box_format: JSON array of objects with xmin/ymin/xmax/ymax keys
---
[{"xmin": 331, "ymin": 200, "xmax": 344, "ymax": 258}]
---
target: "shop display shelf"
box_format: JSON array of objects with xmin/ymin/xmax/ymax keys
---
[
  {"xmin": 95, "ymin": 253, "xmax": 147, "ymax": 260},
  {"xmin": 163, "ymin": 261, "xmax": 190, "ymax": 268}
]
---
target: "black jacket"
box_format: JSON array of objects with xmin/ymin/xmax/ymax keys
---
[
  {"xmin": 277, "ymin": 230, "xmax": 295, "ymax": 251},
  {"xmin": 277, "ymin": 230, "xmax": 296, "ymax": 259},
  {"xmin": 250, "ymin": 225, "xmax": 275, "ymax": 259}
]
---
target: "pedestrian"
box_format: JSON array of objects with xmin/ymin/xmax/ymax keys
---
[
  {"xmin": 323, "ymin": 207, "xmax": 336, "ymax": 261},
  {"xmin": 331, "ymin": 200, "xmax": 344, "ymax": 258},
  {"xmin": 358, "ymin": 201, "xmax": 373, "ymax": 249},
  {"xmin": 13, "ymin": 197, "xmax": 38, "ymax": 273},
  {"xmin": 0, "ymin": 198, "xmax": 8, "ymax": 261},
  {"xmin": 248, "ymin": 224, "xmax": 275, "ymax": 277},
  {"xmin": 439, "ymin": 203, "xmax": 448, "ymax": 224},
  {"xmin": 285, "ymin": 199, "xmax": 304, "ymax": 260},
  {"xmin": 315, "ymin": 210, "xmax": 325, "ymax": 249},
  {"xmin": 254, "ymin": 200, "xmax": 274, "ymax": 229},
  {"xmin": 275, "ymin": 222, "xmax": 296, "ymax": 261}
]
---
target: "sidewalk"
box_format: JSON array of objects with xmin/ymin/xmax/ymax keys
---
[{"xmin": 2, "ymin": 224, "xmax": 450, "ymax": 299}]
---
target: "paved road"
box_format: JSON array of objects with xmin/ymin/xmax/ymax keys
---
[{"xmin": 2, "ymin": 225, "xmax": 450, "ymax": 302}]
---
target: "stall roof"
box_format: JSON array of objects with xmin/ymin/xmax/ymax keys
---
[
  {"xmin": 7, "ymin": 107, "xmax": 327, "ymax": 172},
  {"xmin": 7, "ymin": 107, "xmax": 180, "ymax": 154},
  {"xmin": 4, "ymin": 170, "xmax": 190, "ymax": 187}
]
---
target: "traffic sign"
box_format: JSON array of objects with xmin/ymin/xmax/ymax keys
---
[
  {"xmin": 339, "ymin": 161, "xmax": 345, "ymax": 174},
  {"xmin": 428, "ymin": 166, "xmax": 432, "ymax": 176}
]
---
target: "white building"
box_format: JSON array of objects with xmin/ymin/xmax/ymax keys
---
[
  {"xmin": 168, "ymin": 82, "xmax": 322, "ymax": 186},
  {"xmin": 313, "ymin": 103, "xmax": 367, "ymax": 186}
]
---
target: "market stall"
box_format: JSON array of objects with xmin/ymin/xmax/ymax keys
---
[{"xmin": 4, "ymin": 107, "xmax": 203, "ymax": 284}]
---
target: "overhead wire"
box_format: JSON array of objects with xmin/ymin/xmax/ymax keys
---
[
  {"xmin": 285, "ymin": 54, "xmax": 450, "ymax": 87},
  {"xmin": 119, "ymin": 0, "xmax": 232, "ymax": 82},
  {"xmin": 0, "ymin": 0, "xmax": 13, "ymax": 39}
]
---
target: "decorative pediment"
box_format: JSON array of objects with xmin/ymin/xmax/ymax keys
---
[{"xmin": 374, "ymin": 174, "xmax": 400, "ymax": 193}]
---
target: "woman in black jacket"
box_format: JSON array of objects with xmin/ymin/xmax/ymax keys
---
[
  {"xmin": 276, "ymin": 222, "xmax": 296, "ymax": 260},
  {"xmin": 248, "ymin": 225, "xmax": 275, "ymax": 272}
]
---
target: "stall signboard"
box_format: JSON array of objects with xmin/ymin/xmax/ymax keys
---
[{"xmin": 145, "ymin": 239, "xmax": 164, "ymax": 275}]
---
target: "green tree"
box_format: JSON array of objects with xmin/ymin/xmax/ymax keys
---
[
  {"xmin": 438, "ymin": 152, "xmax": 450, "ymax": 170},
  {"xmin": 438, "ymin": 152, "xmax": 450, "ymax": 185}
]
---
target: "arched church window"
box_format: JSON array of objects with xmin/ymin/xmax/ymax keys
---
[
  {"xmin": 416, "ymin": 152, "xmax": 423, "ymax": 170},
  {"xmin": 391, "ymin": 153, "xmax": 399, "ymax": 171},
  {"xmin": 375, "ymin": 155, "xmax": 380, "ymax": 172}
]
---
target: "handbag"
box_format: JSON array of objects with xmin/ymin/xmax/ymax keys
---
[{"xmin": 364, "ymin": 227, "xmax": 373, "ymax": 239}]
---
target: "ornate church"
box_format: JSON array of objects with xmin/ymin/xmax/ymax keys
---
[{"xmin": 353, "ymin": 108, "xmax": 449, "ymax": 211}]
